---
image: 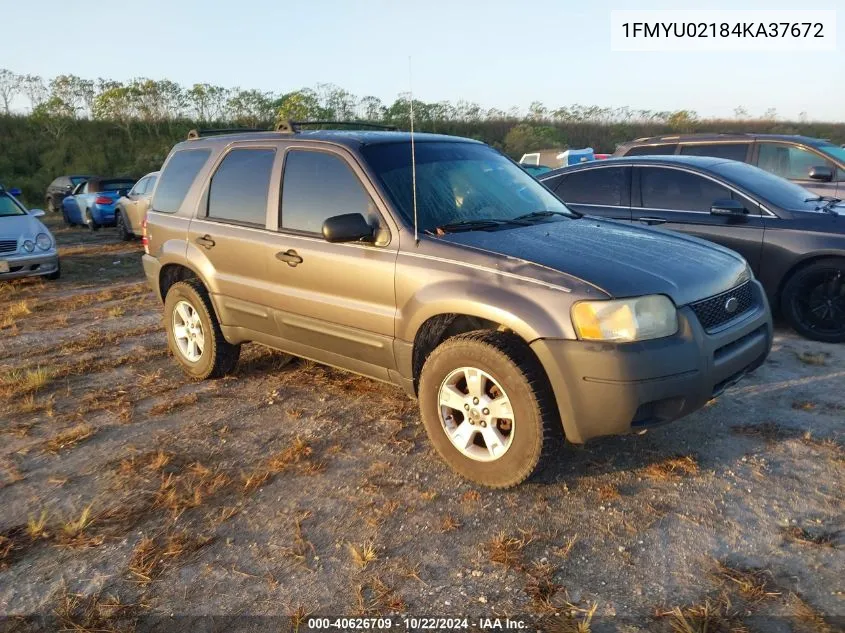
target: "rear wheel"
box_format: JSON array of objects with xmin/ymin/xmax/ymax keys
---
[
  {"xmin": 418, "ymin": 330, "xmax": 561, "ymax": 488},
  {"xmin": 164, "ymin": 280, "xmax": 241, "ymax": 380},
  {"xmin": 781, "ymin": 258, "xmax": 845, "ymax": 343},
  {"xmin": 116, "ymin": 210, "xmax": 132, "ymax": 241},
  {"xmin": 85, "ymin": 208, "xmax": 100, "ymax": 232}
]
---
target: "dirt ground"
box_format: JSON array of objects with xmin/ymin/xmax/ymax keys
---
[{"xmin": 0, "ymin": 214, "xmax": 842, "ymax": 633}]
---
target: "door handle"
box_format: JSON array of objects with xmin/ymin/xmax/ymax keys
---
[
  {"xmin": 637, "ymin": 217, "xmax": 667, "ymax": 226},
  {"xmin": 195, "ymin": 235, "xmax": 216, "ymax": 249},
  {"xmin": 276, "ymin": 249, "xmax": 303, "ymax": 267}
]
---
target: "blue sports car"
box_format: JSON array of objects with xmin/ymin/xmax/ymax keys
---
[{"xmin": 62, "ymin": 177, "xmax": 136, "ymax": 230}]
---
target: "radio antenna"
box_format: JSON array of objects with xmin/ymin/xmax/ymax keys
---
[{"xmin": 408, "ymin": 56, "xmax": 419, "ymax": 245}]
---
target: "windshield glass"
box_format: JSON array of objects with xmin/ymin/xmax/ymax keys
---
[
  {"xmin": 0, "ymin": 192, "xmax": 27, "ymax": 217},
  {"xmin": 362, "ymin": 141, "xmax": 574, "ymax": 232},
  {"xmin": 710, "ymin": 161, "xmax": 830, "ymax": 210},
  {"xmin": 818, "ymin": 144, "xmax": 845, "ymax": 164},
  {"xmin": 70, "ymin": 176, "xmax": 89, "ymax": 186}
]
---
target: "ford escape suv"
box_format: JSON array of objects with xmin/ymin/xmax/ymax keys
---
[{"xmin": 142, "ymin": 124, "xmax": 773, "ymax": 488}]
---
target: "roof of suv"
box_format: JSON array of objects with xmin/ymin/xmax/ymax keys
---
[
  {"xmin": 618, "ymin": 133, "xmax": 829, "ymax": 147},
  {"xmin": 176, "ymin": 130, "xmax": 478, "ymax": 152}
]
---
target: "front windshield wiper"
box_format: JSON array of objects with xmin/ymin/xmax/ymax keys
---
[
  {"xmin": 804, "ymin": 196, "xmax": 842, "ymax": 214},
  {"xmin": 512, "ymin": 210, "xmax": 575, "ymax": 222},
  {"xmin": 433, "ymin": 218, "xmax": 532, "ymax": 234}
]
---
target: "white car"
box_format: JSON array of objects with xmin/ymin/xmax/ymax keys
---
[{"xmin": 0, "ymin": 187, "xmax": 60, "ymax": 280}]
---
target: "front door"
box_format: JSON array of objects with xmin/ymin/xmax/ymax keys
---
[
  {"xmin": 755, "ymin": 142, "xmax": 840, "ymax": 198},
  {"xmin": 266, "ymin": 146, "xmax": 398, "ymax": 377},
  {"xmin": 633, "ymin": 166, "xmax": 766, "ymax": 274}
]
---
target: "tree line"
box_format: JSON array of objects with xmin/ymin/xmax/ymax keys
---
[{"xmin": 1, "ymin": 68, "xmax": 843, "ymax": 205}]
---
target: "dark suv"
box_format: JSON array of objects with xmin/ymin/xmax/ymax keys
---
[
  {"xmin": 142, "ymin": 124, "xmax": 772, "ymax": 488},
  {"xmin": 614, "ymin": 134, "xmax": 845, "ymax": 198},
  {"xmin": 45, "ymin": 175, "xmax": 92, "ymax": 213}
]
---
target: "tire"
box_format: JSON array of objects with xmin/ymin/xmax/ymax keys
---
[
  {"xmin": 45, "ymin": 260, "xmax": 61, "ymax": 280},
  {"xmin": 418, "ymin": 330, "xmax": 561, "ymax": 488},
  {"xmin": 164, "ymin": 279, "xmax": 241, "ymax": 380},
  {"xmin": 85, "ymin": 208, "xmax": 100, "ymax": 232},
  {"xmin": 781, "ymin": 257, "xmax": 845, "ymax": 343},
  {"xmin": 115, "ymin": 210, "xmax": 132, "ymax": 241},
  {"xmin": 46, "ymin": 197, "xmax": 57, "ymax": 213}
]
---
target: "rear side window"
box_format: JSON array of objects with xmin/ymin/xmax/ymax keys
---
[
  {"xmin": 640, "ymin": 167, "xmax": 731, "ymax": 212},
  {"xmin": 624, "ymin": 144, "xmax": 677, "ymax": 156},
  {"xmin": 680, "ymin": 143, "xmax": 749, "ymax": 161},
  {"xmin": 207, "ymin": 148, "xmax": 275, "ymax": 226},
  {"xmin": 281, "ymin": 150, "xmax": 375, "ymax": 234},
  {"xmin": 152, "ymin": 149, "xmax": 211, "ymax": 214},
  {"xmin": 555, "ymin": 167, "xmax": 629, "ymax": 206}
]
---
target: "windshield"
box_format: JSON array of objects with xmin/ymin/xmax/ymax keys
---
[
  {"xmin": 0, "ymin": 192, "xmax": 27, "ymax": 217},
  {"xmin": 362, "ymin": 141, "xmax": 574, "ymax": 232},
  {"xmin": 710, "ymin": 161, "xmax": 831, "ymax": 211},
  {"xmin": 70, "ymin": 176, "xmax": 89, "ymax": 186},
  {"xmin": 818, "ymin": 144, "xmax": 845, "ymax": 164}
]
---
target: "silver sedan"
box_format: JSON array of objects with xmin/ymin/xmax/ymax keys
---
[{"xmin": 0, "ymin": 187, "xmax": 60, "ymax": 281}]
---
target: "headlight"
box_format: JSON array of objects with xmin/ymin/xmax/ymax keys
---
[
  {"xmin": 22, "ymin": 240, "xmax": 35, "ymax": 253},
  {"xmin": 35, "ymin": 233, "xmax": 52, "ymax": 250},
  {"xmin": 571, "ymin": 295, "xmax": 678, "ymax": 342}
]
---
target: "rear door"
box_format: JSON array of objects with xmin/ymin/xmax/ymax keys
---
[
  {"xmin": 63, "ymin": 182, "xmax": 84, "ymax": 222},
  {"xmin": 548, "ymin": 165, "xmax": 632, "ymax": 221},
  {"xmin": 185, "ymin": 145, "xmax": 284, "ymax": 337},
  {"xmin": 633, "ymin": 166, "xmax": 766, "ymax": 273},
  {"xmin": 265, "ymin": 145, "xmax": 399, "ymax": 377}
]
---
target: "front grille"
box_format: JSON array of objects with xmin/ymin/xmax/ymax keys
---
[
  {"xmin": 0, "ymin": 239, "xmax": 17, "ymax": 254},
  {"xmin": 691, "ymin": 281, "xmax": 754, "ymax": 332}
]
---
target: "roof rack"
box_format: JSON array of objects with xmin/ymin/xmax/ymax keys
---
[
  {"xmin": 187, "ymin": 128, "xmax": 267, "ymax": 140},
  {"xmin": 187, "ymin": 120, "xmax": 400, "ymax": 140},
  {"xmin": 288, "ymin": 120, "xmax": 399, "ymax": 131}
]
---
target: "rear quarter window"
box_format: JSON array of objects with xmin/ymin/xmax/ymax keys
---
[
  {"xmin": 152, "ymin": 149, "xmax": 211, "ymax": 214},
  {"xmin": 680, "ymin": 143, "xmax": 750, "ymax": 161}
]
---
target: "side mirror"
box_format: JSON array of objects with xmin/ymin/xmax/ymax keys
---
[
  {"xmin": 710, "ymin": 199, "xmax": 747, "ymax": 217},
  {"xmin": 322, "ymin": 213, "xmax": 374, "ymax": 243},
  {"xmin": 808, "ymin": 166, "xmax": 833, "ymax": 182},
  {"xmin": 29, "ymin": 209, "xmax": 46, "ymax": 218},
  {"xmin": 9, "ymin": 188, "xmax": 21, "ymax": 197}
]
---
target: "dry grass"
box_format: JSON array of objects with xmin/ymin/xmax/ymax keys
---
[
  {"xmin": 128, "ymin": 529, "xmax": 213, "ymax": 584},
  {"xmin": 56, "ymin": 504, "xmax": 103, "ymax": 548},
  {"xmin": 525, "ymin": 560, "xmax": 562, "ymax": 612},
  {"xmin": 487, "ymin": 531, "xmax": 530, "ymax": 570},
  {"xmin": 54, "ymin": 585, "xmax": 139, "ymax": 632},
  {"xmin": 795, "ymin": 350, "xmax": 830, "ymax": 366},
  {"xmin": 596, "ymin": 483, "xmax": 621, "ymax": 501},
  {"xmin": 440, "ymin": 514, "xmax": 461, "ymax": 532},
  {"xmin": 0, "ymin": 365, "xmax": 53, "ymax": 399},
  {"xmin": 349, "ymin": 541, "xmax": 378, "ymax": 570},
  {"xmin": 658, "ymin": 601, "xmax": 736, "ymax": 633},
  {"xmin": 353, "ymin": 576, "xmax": 405, "ymax": 615},
  {"xmin": 26, "ymin": 511, "xmax": 49, "ymax": 540},
  {"xmin": 149, "ymin": 392, "xmax": 199, "ymax": 416},
  {"xmin": 44, "ymin": 423, "xmax": 96, "ymax": 453},
  {"xmin": 539, "ymin": 603, "xmax": 597, "ymax": 633},
  {"xmin": 782, "ymin": 526, "xmax": 839, "ymax": 547},
  {"xmin": 792, "ymin": 400, "xmax": 817, "ymax": 411},
  {"xmin": 642, "ymin": 455, "xmax": 699, "ymax": 480},
  {"xmin": 731, "ymin": 422, "xmax": 801, "ymax": 442},
  {"xmin": 6, "ymin": 300, "xmax": 31, "ymax": 319},
  {"xmin": 106, "ymin": 305, "xmax": 125, "ymax": 318},
  {"xmin": 154, "ymin": 462, "xmax": 230, "ymax": 519},
  {"xmin": 711, "ymin": 561, "xmax": 780, "ymax": 604}
]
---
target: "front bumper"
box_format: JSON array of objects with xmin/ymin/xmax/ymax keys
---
[
  {"xmin": 531, "ymin": 280, "xmax": 773, "ymax": 444},
  {"xmin": 0, "ymin": 251, "xmax": 60, "ymax": 280}
]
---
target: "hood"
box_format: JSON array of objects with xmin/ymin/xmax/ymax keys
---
[
  {"xmin": 440, "ymin": 217, "xmax": 749, "ymax": 306},
  {"xmin": 0, "ymin": 214, "xmax": 47, "ymax": 241}
]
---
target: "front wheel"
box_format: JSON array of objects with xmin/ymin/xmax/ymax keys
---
[
  {"xmin": 781, "ymin": 258, "xmax": 845, "ymax": 343},
  {"xmin": 418, "ymin": 330, "xmax": 561, "ymax": 488},
  {"xmin": 164, "ymin": 280, "xmax": 241, "ymax": 380}
]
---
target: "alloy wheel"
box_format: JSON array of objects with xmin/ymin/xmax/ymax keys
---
[{"xmin": 172, "ymin": 300, "xmax": 205, "ymax": 362}]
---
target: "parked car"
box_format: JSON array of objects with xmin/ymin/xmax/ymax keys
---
[
  {"xmin": 520, "ymin": 164, "xmax": 553, "ymax": 177},
  {"xmin": 62, "ymin": 177, "xmax": 136, "ymax": 230},
  {"xmin": 45, "ymin": 175, "xmax": 92, "ymax": 213},
  {"xmin": 115, "ymin": 171, "xmax": 159, "ymax": 240},
  {"xmin": 540, "ymin": 156, "xmax": 845, "ymax": 342},
  {"xmin": 613, "ymin": 134, "xmax": 845, "ymax": 197},
  {"xmin": 0, "ymin": 185, "xmax": 60, "ymax": 280},
  {"xmin": 141, "ymin": 126, "xmax": 772, "ymax": 488}
]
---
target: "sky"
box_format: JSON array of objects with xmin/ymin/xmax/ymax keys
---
[{"xmin": 2, "ymin": 0, "xmax": 843, "ymax": 121}]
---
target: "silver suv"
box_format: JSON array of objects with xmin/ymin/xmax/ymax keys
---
[{"xmin": 142, "ymin": 125, "xmax": 773, "ymax": 488}]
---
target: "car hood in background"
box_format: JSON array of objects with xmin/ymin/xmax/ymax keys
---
[
  {"xmin": 440, "ymin": 217, "xmax": 749, "ymax": 306},
  {"xmin": 0, "ymin": 214, "xmax": 49, "ymax": 240}
]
